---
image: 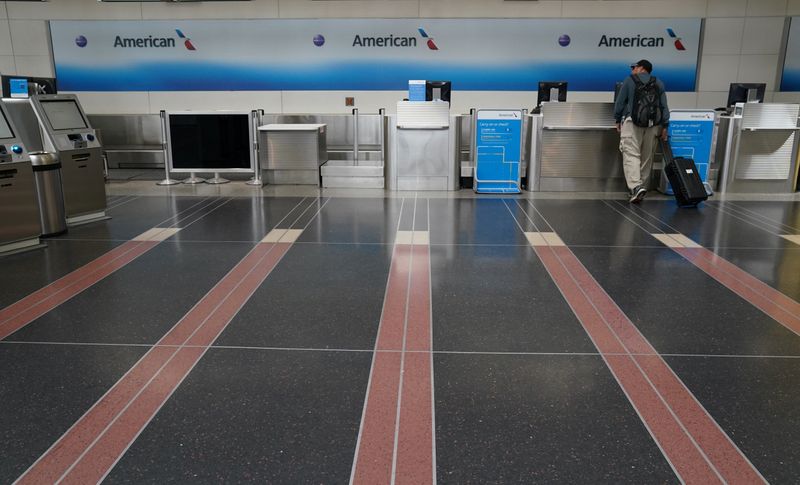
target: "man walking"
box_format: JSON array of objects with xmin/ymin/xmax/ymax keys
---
[{"xmin": 614, "ymin": 59, "xmax": 670, "ymax": 203}]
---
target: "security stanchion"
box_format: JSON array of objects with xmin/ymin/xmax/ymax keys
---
[
  {"xmin": 156, "ymin": 110, "xmax": 180, "ymax": 186},
  {"xmin": 246, "ymin": 109, "xmax": 264, "ymax": 186},
  {"xmin": 182, "ymin": 171, "xmax": 206, "ymax": 184},
  {"xmin": 206, "ymin": 172, "xmax": 230, "ymax": 184}
]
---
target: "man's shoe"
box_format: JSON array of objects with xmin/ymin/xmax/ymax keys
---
[{"xmin": 629, "ymin": 186, "xmax": 647, "ymax": 203}]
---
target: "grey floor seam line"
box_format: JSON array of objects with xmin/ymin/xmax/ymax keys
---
[
  {"xmin": 4, "ymin": 340, "xmax": 800, "ymax": 359},
  {"xmin": 40, "ymin": 238, "xmax": 800, "ymax": 250},
  {"xmin": 105, "ymin": 196, "xmax": 141, "ymax": 211},
  {"xmin": 170, "ymin": 198, "xmax": 232, "ymax": 228},
  {"xmin": 711, "ymin": 202, "xmax": 793, "ymax": 234},
  {"xmin": 714, "ymin": 206, "xmax": 785, "ymax": 236},
  {"xmin": 610, "ymin": 200, "xmax": 668, "ymax": 232},
  {"xmin": 604, "ymin": 200, "xmax": 666, "ymax": 235},
  {"xmin": 704, "ymin": 203, "xmax": 783, "ymax": 237},
  {"xmin": 727, "ymin": 201, "xmax": 800, "ymax": 233}
]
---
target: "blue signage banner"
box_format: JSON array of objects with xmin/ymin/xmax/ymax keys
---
[
  {"xmin": 474, "ymin": 109, "xmax": 523, "ymax": 194},
  {"xmin": 49, "ymin": 18, "xmax": 701, "ymax": 92},
  {"xmin": 664, "ymin": 109, "xmax": 716, "ymax": 193},
  {"xmin": 781, "ymin": 17, "xmax": 800, "ymax": 91}
]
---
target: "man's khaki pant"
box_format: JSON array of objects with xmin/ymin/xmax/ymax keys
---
[{"xmin": 619, "ymin": 118, "xmax": 661, "ymax": 191}]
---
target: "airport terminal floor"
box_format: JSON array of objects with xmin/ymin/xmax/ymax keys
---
[{"xmin": 2, "ymin": 183, "xmax": 800, "ymax": 483}]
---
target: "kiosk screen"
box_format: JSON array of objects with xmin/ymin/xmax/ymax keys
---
[
  {"xmin": 41, "ymin": 100, "xmax": 88, "ymax": 130},
  {"xmin": 0, "ymin": 111, "xmax": 13, "ymax": 139}
]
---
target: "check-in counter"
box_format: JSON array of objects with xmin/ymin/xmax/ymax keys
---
[
  {"xmin": 385, "ymin": 101, "xmax": 460, "ymax": 191},
  {"xmin": 89, "ymin": 114, "xmax": 164, "ymax": 169},
  {"xmin": 528, "ymin": 102, "xmax": 625, "ymax": 192},
  {"xmin": 258, "ymin": 123, "xmax": 327, "ymax": 185},
  {"xmin": 714, "ymin": 103, "xmax": 800, "ymax": 193}
]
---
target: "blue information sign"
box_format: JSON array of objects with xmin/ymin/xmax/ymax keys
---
[
  {"xmin": 9, "ymin": 78, "xmax": 28, "ymax": 98},
  {"xmin": 474, "ymin": 109, "xmax": 523, "ymax": 194},
  {"xmin": 408, "ymin": 80, "xmax": 426, "ymax": 102},
  {"xmin": 665, "ymin": 110, "xmax": 716, "ymax": 193}
]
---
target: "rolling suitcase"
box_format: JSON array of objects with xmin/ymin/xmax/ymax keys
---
[{"xmin": 661, "ymin": 139, "xmax": 708, "ymax": 207}]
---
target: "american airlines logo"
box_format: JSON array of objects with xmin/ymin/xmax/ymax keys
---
[
  {"xmin": 351, "ymin": 27, "xmax": 439, "ymax": 50},
  {"xmin": 112, "ymin": 29, "xmax": 196, "ymax": 50},
  {"xmin": 597, "ymin": 27, "xmax": 686, "ymax": 50}
]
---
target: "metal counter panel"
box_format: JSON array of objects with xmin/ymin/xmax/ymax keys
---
[
  {"xmin": 542, "ymin": 102, "xmax": 617, "ymax": 129},
  {"xmin": 541, "ymin": 131, "xmax": 622, "ymax": 178},
  {"xmin": 89, "ymin": 114, "xmax": 162, "ymax": 147},
  {"xmin": 264, "ymin": 130, "xmax": 327, "ymax": 170},
  {"xmin": 741, "ymin": 103, "xmax": 800, "ymax": 130},
  {"xmin": 397, "ymin": 129, "xmax": 449, "ymax": 176},
  {"xmin": 735, "ymin": 130, "xmax": 797, "ymax": 180},
  {"xmin": 88, "ymin": 114, "xmax": 164, "ymax": 168},
  {"xmin": 260, "ymin": 114, "xmax": 382, "ymax": 148}
]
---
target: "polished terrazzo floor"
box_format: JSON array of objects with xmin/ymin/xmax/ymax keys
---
[{"xmin": 1, "ymin": 189, "xmax": 800, "ymax": 483}]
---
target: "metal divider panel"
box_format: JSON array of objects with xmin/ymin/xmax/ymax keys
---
[{"xmin": 735, "ymin": 130, "xmax": 796, "ymax": 180}]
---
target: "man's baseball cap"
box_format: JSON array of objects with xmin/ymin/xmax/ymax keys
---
[{"xmin": 630, "ymin": 59, "xmax": 653, "ymax": 72}]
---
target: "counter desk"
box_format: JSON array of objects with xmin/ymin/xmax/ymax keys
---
[
  {"xmin": 714, "ymin": 103, "xmax": 800, "ymax": 194},
  {"xmin": 529, "ymin": 102, "xmax": 626, "ymax": 192},
  {"xmin": 385, "ymin": 101, "xmax": 460, "ymax": 191},
  {"xmin": 259, "ymin": 123, "xmax": 327, "ymax": 185}
]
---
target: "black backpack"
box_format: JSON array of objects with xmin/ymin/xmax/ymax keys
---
[{"xmin": 630, "ymin": 75, "xmax": 664, "ymax": 128}]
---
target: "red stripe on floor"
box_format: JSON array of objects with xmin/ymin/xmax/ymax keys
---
[
  {"xmin": 551, "ymin": 244, "xmax": 764, "ymax": 483},
  {"xmin": 551, "ymin": 246, "xmax": 655, "ymax": 355},
  {"xmin": 604, "ymin": 354, "xmax": 722, "ymax": 483},
  {"xmin": 376, "ymin": 245, "xmax": 411, "ymax": 351},
  {"xmin": 676, "ymin": 247, "xmax": 800, "ymax": 336},
  {"xmin": 694, "ymin": 249, "xmax": 800, "ymax": 315},
  {"xmin": 395, "ymin": 352, "xmax": 433, "ymax": 485},
  {"xmin": 0, "ymin": 241, "xmax": 144, "ymax": 325},
  {"xmin": 635, "ymin": 354, "xmax": 765, "ymax": 484},
  {"xmin": 533, "ymin": 248, "xmax": 626, "ymax": 355},
  {"xmin": 405, "ymin": 245, "xmax": 431, "ymax": 352},
  {"xmin": 351, "ymin": 351, "xmax": 403, "ymax": 485},
  {"xmin": 395, "ymin": 244, "xmax": 434, "ymax": 485},
  {"xmin": 352, "ymin": 243, "xmax": 411, "ymax": 483},
  {"xmin": 533, "ymin": 244, "xmax": 762, "ymax": 483},
  {"xmin": 60, "ymin": 346, "xmax": 206, "ymax": 485},
  {"xmin": 353, "ymin": 242, "xmax": 435, "ymax": 484},
  {"xmin": 0, "ymin": 241, "xmax": 157, "ymax": 341},
  {"xmin": 15, "ymin": 241, "xmax": 290, "ymax": 484}
]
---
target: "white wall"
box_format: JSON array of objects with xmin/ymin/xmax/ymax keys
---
[{"xmin": 1, "ymin": 0, "xmax": 799, "ymax": 114}]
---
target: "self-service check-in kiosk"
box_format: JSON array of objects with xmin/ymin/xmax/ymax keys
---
[
  {"xmin": 0, "ymin": 102, "xmax": 41, "ymax": 254},
  {"xmin": 4, "ymin": 94, "xmax": 106, "ymax": 224}
]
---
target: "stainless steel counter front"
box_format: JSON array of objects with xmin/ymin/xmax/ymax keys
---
[
  {"xmin": 529, "ymin": 102, "xmax": 625, "ymax": 192},
  {"xmin": 385, "ymin": 102, "xmax": 460, "ymax": 191},
  {"xmin": 89, "ymin": 114, "xmax": 164, "ymax": 169},
  {"xmin": 715, "ymin": 103, "xmax": 800, "ymax": 193},
  {"xmin": 258, "ymin": 123, "xmax": 327, "ymax": 185}
]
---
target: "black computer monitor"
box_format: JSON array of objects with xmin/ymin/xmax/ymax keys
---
[
  {"xmin": 538, "ymin": 81, "xmax": 567, "ymax": 106},
  {"xmin": 425, "ymin": 80, "xmax": 451, "ymax": 103},
  {"xmin": 726, "ymin": 83, "xmax": 766, "ymax": 107}
]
